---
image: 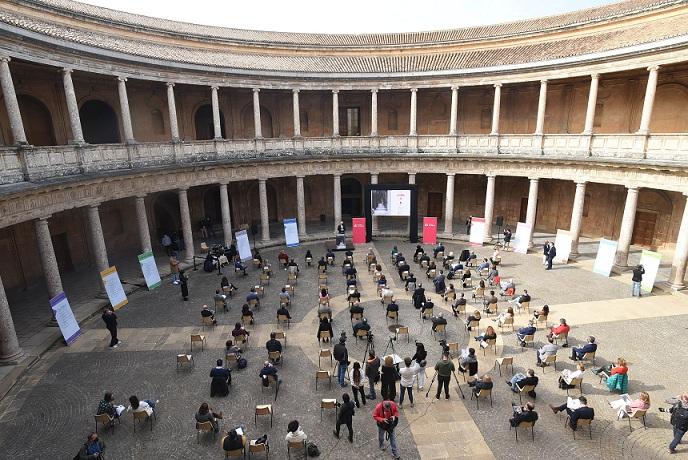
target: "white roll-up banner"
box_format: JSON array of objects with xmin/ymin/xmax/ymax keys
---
[
  {"xmin": 513, "ymin": 222, "xmax": 532, "ymax": 254},
  {"xmin": 592, "ymin": 239, "xmax": 618, "ymax": 277},
  {"xmin": 284, "ymin": 218, "xmax": 299, "ymax": 247},
  {"xmin": 236, "ymin": 230, "xmax": 252, "ymax": 261}
]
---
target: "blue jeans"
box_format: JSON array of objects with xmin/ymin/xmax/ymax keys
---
[
  {"xmin": 378, "ymin": 426, "xmax": 398, "ymax": 457},
  {"xmin": 338, "ymin": 361, "xmax": 347, "ymax": 386},
  {"xmin": 399, "ymin": 386, "xmax": 413, "ymax": 405},
  {"xmin": 632, "ymin": 281, "xmax": 641, "ymax": 297},
  {"xmin": 368, "ymin": 379, "xmax": 377, "ymax": 399},
  {"xmin": 171, "ymin": 273, "xmax": 179, "ymax": 283},
  {"xmin": 670, "ymin": 427, "xmax": 686, "ymax": 451},
  {"xmin": 509, "ymin": 373, "xmax": 526, "ymax": 391}
]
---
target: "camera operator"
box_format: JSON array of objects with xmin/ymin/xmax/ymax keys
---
[
  {"xmin": 373, "ymin": 400, "xmax": 400, "ymax": 460},
  {"xmin": 333, "ymin": 335, "xmax": 349, "ymax": 388}
]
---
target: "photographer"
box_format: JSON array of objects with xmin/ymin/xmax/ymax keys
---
[
  {"xmin": 366, "ymin": 351, "xmax": 381, "ymax": 400},
  {"xmin": 667, "ymin": 394, "xmax": 688, "ymax": 453},
  {"xmin": 333, "ymin": 335, "xmax": 349, "ymax": 388},
  {"xmin": 434, "ymin": 351, "xmax": 455, "ymax": 400},
  {"xmin": 333, "ymin": 393, "xmax": 355, "ymax": 443},
  {"xmin": 373, "ymin": 400, "xmax": 400, "ymax": 460},
  {"xmin": 632, "ymin": 264, "xmax": 645, "ymax": 297},
  {"xmin": 412, "ymin": 342, "xmax": 428, "ymax": 390}
]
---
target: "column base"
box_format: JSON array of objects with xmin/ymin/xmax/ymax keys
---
[
  {"xmin": 665, "ymin": 280, "xmax": 686, "ymax": 291},
  {"xmin": 0, "ymin": 349, "xmax": 25, "ymax": 366},
  {"xmin": 569, "ymin": 251, "xmax": 580, "ymax": 260},
  {"xmin": 611, "ymin": 263, "xmax": 629, "ymax": 275}
]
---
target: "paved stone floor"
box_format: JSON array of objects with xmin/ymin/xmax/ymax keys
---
[{"xmin": 0, "ymin": 237, "xmax": 686, "ymax": 459}]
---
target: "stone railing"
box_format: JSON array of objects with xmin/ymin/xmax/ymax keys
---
[{"xmin": 1, "ymin": 133, "xmax": 685, "ymax": 186}]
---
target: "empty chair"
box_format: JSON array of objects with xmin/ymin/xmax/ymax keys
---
[
  {"xmin": 318, "ymin": 349, "xmax": 333, "ymax": 369},
  {"xmin": 190, "ymin": 334, "xmax": 207, "ymax": 352},
  {"xmin": 519, "ymin": 300, "xmax": 530, "ymax": 314},
  {"xmin": 176, "ymin": 353, "xmax": 194, "ymax": 370},
  {"xmin": 320, "ymin": 399, "xmax": 338, "ymax": 421},
  {"xmin": 481, "ymin": 338, "xmax": 497, "ymax": 356},
  {"xmin": 315, "ymin": 370, "xmax": 332, "ymax": 390},
  {"xmin": 255, "ymin": 404, "xmax": 273, "ymax": 427},
  {"xmin": 500, "ymin": 316, "xmax": 515, "ymax": 332},
  {"xmin": 277, "ymin": 314, "xmax": 290, "ymax": 329},
  {"xmin": 494, "ymin": 357, "xmax": 514, "ymax": 376},
  {"xmin": 446, "ymin": 342, "xmax": 460, "ymax": 357},
  {"xmin": 395, "ymin": 326, "xmax": 410, "ymax": 343},
  {"xmin": 432, "ymin": 323, "xmax": 446, "ymax": 339}
]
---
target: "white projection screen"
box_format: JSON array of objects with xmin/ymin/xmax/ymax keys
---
[{"xmin": 371, "ymin": 189, "xmax": 411, "ymax": 216}]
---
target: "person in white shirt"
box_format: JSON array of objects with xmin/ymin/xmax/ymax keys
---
[
  {"xmin": 559, "ymin": 362, "xmax": 585, "ymax": 389},
  {"xmin": 128, "ymin": 395, "xmax": 157, "ymax": 416},
  {"xmin": 285, "ymin": 420, "xmax": 307, "ymax": 443},
  {"xmin": 398, "ymin": 357, "xmax": 420, "ymax": 408},
  {"xmin": 381, "ymin": 287, "xmax": 394, "ymax": 302},
  {"xmin": 536, "ymin": 337, "xmax": 559, "ymax": 367}
]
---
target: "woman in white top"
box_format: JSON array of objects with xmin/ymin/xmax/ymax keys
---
[
  {"xmin": 285, "ymin": 420, "xmax": 307, "ymax": 443},
  {"xmin": 558, "ymin": 362, "xmax": 585, "ymax": 389},
  {"xmin": 129, "ymin": 395, "xmax": 156, "ymax": 416},
  {"xmin": 398, "ymin": 357, "xmax": 420, "ymax": 408},
  {"xmin": 493, "ymin": 306, "xmax": 515, "ymax": 327}
]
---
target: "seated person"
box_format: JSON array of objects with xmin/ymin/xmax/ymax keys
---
[
  {"xmin": 278, "ymin": 250, "xmax": 289, "ymax": 268},
  {"xmin": 317, "ymin": 257, "xmax": 328, "ymax": 271},
  {"xmin": 483, "ymin": 290, "xmax": 498, "ymax": 312},
  {"xmin": 509, "ymin": 402, "xmax": 539, "ymax": 427},
  {"xmin": 318, "ymin": 301, "xmax": 332, "ymax": 316},
  {"xmin": 395, "ymin": 252, "xmax": 405, "ymax": 265},
  {"xmin": 549, "ymin": 396, "xmax": 595, "ymax": 431},
  {"xmin": 419, "ymin": 253, "xmax": 431, "ymax": 266},
  {"xmin": 225, "ymin": 339, "xmax": 242, "ymax": 358},
  {"xmin": 492, "ymin": 306, "xmax": 514, "ymax": 327},
  {"xmin": 451, "ymin": 293, "xmax": 467, "ymax": 317},
  {"xmin": 378, "ymin": 274, "xmax": 388, "ymax": 288},
  {"xmin": 214, "ymin": 290, "xmax": 228, "ymax": 312},
  {"xmin": 231, "ymin": 322, "xmax": 250, "ymax": 339},
  {"xmin": 516, "ymin": 320, "xmax": 536, "ymax": 345},
  {"xmin": 305, "ymin": 250, "xmax": 313, "ymax": 265},
  {"xmin": 348, "ymin": 288, "xmax": 361, "ymax": 305},
  {"xmin": 465, "ymin": 310, "xmax": 481, "ymax": 331},
  {"xmin": 499, "ymin": 279, "xmax": 516, "ymax": 297},
  {"xmin": 349, "ymin": 303, "xmax": 364, "ymax": 320},
  {"xmin": 386, "ymin": 301, "xmax": 399, "ymax": 313},
  {"xmin": 559, "ymin": 362, "xmax": 585, "ymax": 389},
  {"xmin": 240, "ymin": 304, "xmax": 254, "ymax": 325},
  {"xmin": 570, "ymin": 336, "xmax": 597, "ymax": 361},
  {"xmin": 426, "ymin": 262, "xmax": 437, "ymax": 277},
  {"xmin": 285, "ymin": 420, "xmax": 308, "ymax": 443},
  {"xmin": 319, "ymin": 288, "xmax": 330, "ymax": 304},
  {"xmin": 77, "ymin": 432, "xmax": 105, "ymax": 460},
  {"xmin": 234, "ymin": 259, "xmax": 247, "ymax": 276},
  {"xmin": 509, "ymin": 289, "xmax": 531, "ymax": 309},
  {"xmin": 547, "ymin": 318, "xmax": 571, "ymax": 346},
  {"xmin": 253, "ymin": 250, "xmax": 263, "ymax": 266},
  {"xmin": 468, "ymin": 374, "xmax": 493, "ymax": 396},
  {"xmin": 246, "ymin": 288, "xmax": 260, "ymax": 305},
  {"xmin": 287, "ymin": 259, "xmax": 299, "ymax": 272},
  {"xmin": 346, "ymin": 278, "xmax": 358, "ymax": 289},
  {"xmin": 443, "ymin": 284, "xmax": 455, "ymax": 300},
  {"xmin": 259, "ymin": 361, "xmax": 281, "ymax": 386},
  {"xmin": 477, "ymin": 258, "xmax": 490, "ymax": 272},
  {"xmin": 533, "ymin": 304, "xmax": 549, "ymax": 320},
  {"xmin": 278, "ymin": 288, "xmax": 291, "ymax": 306},
  {"xmin": 443, "ymin": 251, "xmax": 455, "ymax": 266},
  {"xmin": 611, "ymin": 391, "xmax": 650, "ymax": 420},
  {"xmin": 458, "ymin": 348, "xmax": 478, "ymax": 375},
  {"xmin": 474, "ymin": 325, "xmax": 497, "ymax": 343},
  {"xmin": 433, "ymin": 271, "xmax": 446, "ymax": 293},
  {"xmin": 317, "ymin": 317, "xmax": 334, "ymax": 342},
  {"xmin": 345, "ymin": 266, "xmax": 358, "ymax": 280},
  {"xmin": 220, "ymin": 276, "xmax": 238, "ymax": 292},
  {"xmin": 487, "ymin": 266, "xmax": 499, "ymax": 284},
  {"xmin": 342, "ymin": 259, "xmax": 352, "ymax": 275},
  {"xmin": 195, "ymin": 402, "xmax": 223, "ymax": 434},
  {"xmin": 266, "ymin": 332, "xmax": 283, "ymax": 355},
  {"xmin": 431, "ymin": 313, "xmax": 447, "ymax": 332},
  {"xmin": 433, "ymin": 243, "xmax": 445, "ymax": 258},
  {"xmin": 201, "ymin": 305, "xmax": 217, "ymax": 325},
  {"xmin": 210, "ymin": 359, "xmax": 231, "ymax": 396},
  {"xmin": 593, "ymin": 357, "xmax": 628, "ymax": 380},
  {"xmin": 404, "ymin": 272, "xmax": 417, "ymax": 291},
  {"xmin": 398, "ymin": 262, "xmax": 411, "ymax": 280},
  {"xmin": 507, "ymin": 368, "xmax": 539, "ymax": 396},
  {"xmin": 326, "ymin": 249, "xmax": 335, "ymax": 264},
  {"xmin": 97, "ymin": 392, "xmax": 122, "ymax": 419},
  {"xmin": 413, "ymin": 244, "xmax": 425, "ymax": 260},
  {"xmin": 536, "ymin": 337, "xmax": 559, "ymax": 367},
  {"xmin": 277, "ymin": 305, "xmax": 292, "ymax": 320},
  {"xmin": 353, "ymin": 317, "xmax": 371, "ymax": 336},
  {"xmin": 421, "ymin": 298, "xmax": 435, "ymax": 319},
  {"xmin": 129, "ymin": 395, "xmax": 157, "ymax": 416},
  {"xmin": 223, "ymin": 429, "xmax": 245, "ymax": 452}
]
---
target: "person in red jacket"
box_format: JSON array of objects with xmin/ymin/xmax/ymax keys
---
[
  {"xmin": 373, "ymin": 400, "xmax": 400, "ymax": 459},
  {"xmin": 547, "ymin": 318, "xmax": 571, "ymax": 347}
]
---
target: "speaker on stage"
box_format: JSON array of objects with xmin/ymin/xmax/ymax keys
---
[{"xmin": 495, "ymin": 216, "xmax": 504, "ymax": 227}]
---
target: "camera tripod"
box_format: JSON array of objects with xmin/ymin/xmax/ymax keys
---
[{"xmin": 424, "ymin": 369, "xmax": 466, "ymax": 400}]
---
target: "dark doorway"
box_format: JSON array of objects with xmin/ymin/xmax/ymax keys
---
[
  {"xmin": 340, "ymin": 107, "xmax": 361, "ymax": 136},
  {"xmin": 51, "ymin": 232, "xmax": 74, "ymax": 272},
  {"xmin": 153, "ymin": 192, "xmax": 180, "ymax": 239},
  {"xmin": 341, "ymin": 177, "xmax": 363, "ymax": 216},
  {"xmin": 240, "ymin": 105, "xmax": 274, "ymax": 138},
  {"xmin": 80, "ymin": 100, "xmax": 120, "ymax": 144},
  {"xmin": 18, "ymin": 95, "xmax": 56, "ymax": 146},
  {"xmin": 519, "ymin": 197, "xmax": 528, "ymax": 223},
  {"xmin": 194, "ymin": 104, "xmax": 226, "ymax": 140},
  {"xmin": 203, "ymin": 187, "xmax": 222, "ymax": 226},
  {"xmin": 632, "ymin": 211, "xmax": 657, "ymax": 247},
  {"xmin": 426, "ymin": 192, "xmax": 444, "ymax": 218}
]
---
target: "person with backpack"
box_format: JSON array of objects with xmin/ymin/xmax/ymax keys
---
[
  {"xmin": 632, "ymin": 264, "xmax": 645, "ymax": 297},
  {"xmin": 373, "ymin": 400, "xmax": 400, "ymax": 460},
  {"xmin": 333, "ymin": 336, "xmax": 349, "ymax": 387},
  {"xmin": 366, "ymin": 351, "xmax": 381, "ymax": 400},
  {"xmin": 333, "ymin": 393, "xmax": 356, "ymax": 443},
  {"xmin": 669, "ymin": 394, "xmax": 688, "ymax": 453},
  {"xmin": 75, "ymin": 432, "xmax": 105, "ymax": 459}
]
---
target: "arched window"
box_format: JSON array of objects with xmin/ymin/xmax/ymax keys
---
[
  {"xmin": 80, "ymin": 100, "xmax": 120, "ymax": 144},
  {"xmin": 18, "ymin": 95, "xmax": 56, "ymax": 146},
  {"xmin": 194, "ymin": 104, "xmax": 226, "ymax": 140}
]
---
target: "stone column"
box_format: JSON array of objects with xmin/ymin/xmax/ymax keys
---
[
  {"xmin": 332, "ymin": 90, "xmax": 340, "ymax": 137},
  {"xmin": 370, "ymin": 89, "xmax": 378, "ymax": 136},
  {"xmin": 407, "ymin": 173, "xmax": 416, "ymax": 233},
  {"xmin": 525, "ymin": 178, "xmax": 539, "ymax": 248},
  {"xmin": 116, "ymin": 77, "xmax": 135, "ymax": 143},
  {"xmin": 449, "ymin": 86, "xmax": 459, "ymax": 135},
  {"xmin": 490, "ymin": 84, "xmax": 502, "ymax": 135},
  {"xmin": 292, "ymin": 89, "xmax": 301, "ymax": 138},
  {"xmin": 484, "ymin": 175, "xmax": 496, "ymax": 242},
  {"xmin": 370, "ymin": 173, "xmax": 378, "ymax": 234},
  {"xmin": 166, "ymin": 83, "xmax": 180, "ymax": 142},
  {"xmin": 0, "ymin": 57, "xmax": 27, "ymax": 144},
  {"xmin": 87, "ymin": 205, "xmax": 110, "ymax": 273},
  {"xmin": 62, "ymin": 69, "xmax": 84, "ymax": 144},
  {"xmin": 668, "ymin": 194, "xmax": 688, "ymax": 290},
  {"xmin": 178, "ymin": 189, "xmax": 195, "ymax": 262},
  {"xmin": 253, "ymin": 88, "xmax": 263, "ymax": 139},
  {"xmin": 409, "ymin": 88, "xmax": 418, "ymax": 136},
  {"xmin": 637, "ymin": 66, "xmax": 660, "ymax": 135},
  {"xmin": 582, "ymin": 74, "xmax": 600, "ymax": 134},
  {"xmin": 568, "ymin": 181, "xmax": 587, "ymax": 258},
  {"xmin": 333, "ymin": 174, "xmax": 342, "ymax": 232},
  {"xmin": 613, "ymin": 187, "xmax": 639, "ymax": 271},
  {"xmin": 135, "ymin": 196, "xmax": 152, "ymax": 252},
  {"xmin": 296, "ymin": 176, "xmax": 307, "ymax": 238},
  {"xmin": 258, "ymin": 179, "xmax": 270, "ymax": 242},
  {"xmin": 34, "ymin": 217, "xmax": 64, "ymax": 299},
  {"xmin": 210, "ymin": 85, "xmax": 222, "ymax": 139},
  {"xmin": 443, "ymin": 173, "xmax": 455, "ymax": 235},
  {"xmin": 0, "ymin": 274, "xmax": 24, "ymax": 365},
  {"xmin": 220, "ymin": 184, "xmax": 233, "ymax": 247},
  {"xmin": 534, "ymin": 80, "xmax": 548, "ymax": 135}
]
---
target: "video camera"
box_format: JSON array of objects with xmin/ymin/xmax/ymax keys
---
[
  {"xmin": 438, "ymin": 339, "xmax": 450, "ymax": 354},
  {"xmin": 367, "ymin": 331, "xmax": 374, "ymax": 343}
]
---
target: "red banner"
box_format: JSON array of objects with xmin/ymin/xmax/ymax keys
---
[
  {"xmin": 352, "ymin": 218, "xmax": 367, "ymax": 244},
  {"xmin": 423, "ymin": 217, "xmax": 438, "ymax": 245}
]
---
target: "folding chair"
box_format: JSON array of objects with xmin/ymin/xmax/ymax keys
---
[
  {"xmin": 315, "ymin": 370, "xmax": 332, "ymax": 390},
  {"xmin": 494, "ymin": 357, "xmax": 514, "ymax": 376},
  {"xmin": 190, "ymin": 334, "xmax": 207, "ymax": 352},
  {"xmin": 255, "ymin": 404, "xmax": 273, "ymax": 428},
  {"xmin": 471, "ymin": 388, "xmax": 493, "ymax": 409},
  {"xmin": 395, "ymin": 326, "xmax": 410, "ymax": 343},
  {"xmin": 320, "ymin": 399, "xmax": 338, "ymax": 421},
  {"xmin": 176, "ymin": 354, "xmax": 194, "ymax": 370},
  {"xmin": 318, "ymin": 349, "xmax": 333, "ymax": 369}
]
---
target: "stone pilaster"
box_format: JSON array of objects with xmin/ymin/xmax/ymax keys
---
[
  {"xmin": 0, "ymin": 57, "xmax": 27, "ymax": 144},
  {"xmin": 484, "ymin": 175, "xmax": 496, "ymax": 242},
  {"xmin": 613, "ymin": 187, "xmax": 639, "ymax": 272},
  {"xmin": 62, "ymin": 68, "xmax": 84, "ymax": 144},
  {"xmin": 178, "ymin": 189, "xmax": 194, "ymax": 262},
  {"xmin": 296, "ymin": 176, "xmax": 307, "ymax": 238},
  {"xmin": 569, "ymin": 181, "xmax": 587, "ymax": 258},
  {"xmin": 637, "ymin": 66, "xmax": 660, "ymax": 135},
  {"xmin": 220, "ymin": 184, "xmax": 233, "ymax": 247},
  {"xmin": 582, "ymin": 74, "xmax": 600, "ymax": 135},
  {"xmin": 135, "ymin": 196, "xmax": 152, "ymax": 252},
  {"xmin": 166, "ymin": 83, "xmax": 180, "ymax": 142},
  {"xmin": 525, "ymin": 178, "xmax": 539, "ymax": 248},
  {"xmin": 34, "ymin": 217, "xmax": 64, "ymax": 299},
  {"xmin": 668, "ymin": 193, "xmax": 688, "ymax": 290},
  {"xmin": 116, "ymin": 77, "xmax": 135, "ymax": 143},
  {"xmin": 490, "ymin": 84, "xmax": 502, "ymax": 136},
  {"xmin": 0, "ymin": 274, "xmax": 24, "ymax": 365},
  {"xmin": 443, "ymin": 173, "xmax": 455, "ymax": 235},
  {"xmin": 87, "ymin": 205, "xmax": 110, "ymax": 273},
  {"xmin": 292, "ymin": 89, "xmax": 301, "ymax": 138},
  {"xmin": 259, "ymin": 179, "xmax": 270, "ymax": 242},
  {"xmin": 449, "ymin": 86, "xmax": 459, "ymax": 136}
]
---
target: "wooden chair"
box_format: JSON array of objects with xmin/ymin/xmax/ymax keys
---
[
  {"xmin": 224, "ymin": 444, "xmax": 246, "ymax": 458},
  {"xmin": 536, "ymin": 315, "xmax": 548, "ymax": 329},
  {"xmin": 385, "ymin": 310, "xmax": 398, "ymax": 323},
  {"xmin": 395, "ymin": 326, "xmax": 410, "ymax": 343},
  {"xmin": 284, "ymin": 284, "xmax": 295, "ymax": 296},
  {"xmin": 445, "ymin": 291, "xmax": 456, "ymax": 302},
  {"xmin": 319, "ymin": 311, "xmax": 332, "ymax": 321},
  {"xmin": 222, "ymin": 285, "xmax": 234, "ymax": 297},
  {"xmin": 580, "ymin": 351, "xmax": 596, "ymax": 365},
  {"xmin": 252, "ymin": 258, "xmax": 261, "ymax": 267},
  {"xmin": 453, "ymin": 301, "xmax": 466, "ymax": 316},
  {"xmin": 234, "ymin": 333, "xmax": 249, "ymax": 345},
  {"xmin": 541, "ymin": 354, "xmax": 558, "ymax": 372},
  {"xmin": 512, "ymin": 420, "xmax": 535, "ymax": 442},
  {"xmin": 249, "ymin": 440, "xmax": 269, "ymax": 459},
  {"xmin": 261, "ymin": 375, "xmax": 278, "ymax": 395},
  {"xmin": 318, "ymin": 349, "xmax": 333, "ymax": 369},
  {"xmin": 518, "ymin": 300, "xmax": 530, "ymax": 314},
  {"xmin": 421, "ymin": 307, "xmax": 433, "ymax": 320},
  {"xmin": 287, "ymin": 440, "xmax": 306, "ymax": 459},
  {"xmin": 494, "ymin": 357, "xmax": 514, "ymax": 376},
  {"xmin": 553, "ymin": 332, "xmax": 568, "ymax": 346},
  {"xmin": 132, "ymin": 409, "xmax": 156, "ymax": 432},
  {"xmin": 481, "ymin": 338, "xmax": 497, "ymax": 356},
  {"xmin": 427, "ymin": 268, "xmax": 436, "ymax": 279},
  {"xmin": 277, "ymin": 314, "xmax": 290, "ymax": 329},
  {"xmin": 260, "ymin": 273, "xmax": 270, "ymax": 286},
  {"xmin": 355, "ymin": 329, "xmax": 369, "ymax": 342},
  {"xmin": 432, "ymin": 323, "xmax": 447, "ymax": 339},
  {"xmin": 176, "ymin": 354, "xmax": 194, "ymax": 370},
  {"xmin": 382, "ymin": 293, "xmax": 394, "ymax": 307},
  {"xmin": 515, "ymin": 383, "xmax": 537, "ymax": 404},
  {"xmin": 190, "ymin": 334, "xmax": 206, "ymax": 351},
  {"xmin": 421, "ymin": 260, "xmax": 429, "ymax": 269},
  {"xmin": 248, "ymin": 298, "xmax": 260, "ymax": 309},
  {"xmin": 499, "ymin": 316, "xmax": 514, "ymax": 332},
  {"xmin": 435, "ymin": 251, "xmax": 444, "ymax": 260},
  {"xmin": 201, "ymin": 316, "xmax": 216, "ymax": 330},
  {"xmin": 242, "ymin": 313, "xmax": 254, "ymax": 326},
  {"xmin": 485, "ymin": 302, "xmax": 498, "ymax": 315},
  {"xmin": 225, "ymin": 353, "xmax": 239, "ymax": 368},
  {"xmin": 446, "ymin": 342, "xmax": 460, "ymax": 357},
  {"xmin": 466, "ymin": 320, "xmax": 480, "ymax": 335},
  {"xmin": 318, "ymin": 273, "xmax": 328, "ymax": 285},
  {"xmin": 200, "ymin": 242, "xmax": 209, "ymax": 253},
  {"xmin": 566, "ymin": 416, "xmax": 593, "ymax": 439},
  {"xmin": 273, "ymin": 331, "xmax": 287, "ymax": 346},
  {"xmin": 321, "ymin": 398, "xmax": 338, "ymax": 421},
  {"xmin": 520, "ymin": 334, "xmax": 535, "ymax": 349},
  {"xmin": 94, "ymin": 413, "xmax": 119, "ymax": 433},
  {"xmin": 255, "ymin": 404, "xmax": 273, "ymax": 427},
  {"xmin": 215, "ymin": 297, "xmax": 227, "ymax": 312},
  {"xmin": 566, "ymin": 377, "xmax": 583, "ymax": 396},
  {"xmin": 471, "ymin": 387, "xmax": 493, "ymax": 409},
  {"xmin": 463, "ymin": 276, "xmax": 473, "ymax": 289},
  {"xmin": 287, "ymin": 272, "xmax": 298, "ymax": 285},
  {"xmin": 472, "ymin": 287, "xmax": 485, "ymax": 303},
  {"xmin": 268, "ymin": 350, "xmax": 282, "ymax": 365},
  {"xmin": 254, "ymin": 285, "xmax": 265, "ymax": 297},
  {"xmin": 626, "ymin": 409, "xmax": 648, "ymax": 431},
  {"xmin": 315, "ymin": 370, "xmax": 332, "ymax": 390},
  {"xmin": 196, "ymin": 421, "xmax": 215, "ymax": 443},
  {"xmin": 350, "ymin": 312, "xmax": 363, "ymax": 323},
  {"xmin": 318, "ymin": 330, "xmax": 332, "ymax": 344}
]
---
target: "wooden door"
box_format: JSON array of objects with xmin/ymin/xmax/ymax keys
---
[
  {"xmin": 632, "ymin": 211, "xmax": 657, "ymax": 247},
  {"xmin": 426, "ymin": 192, "xmax": 444, "ymax": 218}
]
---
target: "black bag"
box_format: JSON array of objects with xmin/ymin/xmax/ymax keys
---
[
  {"xmin": 671, "ymin": 405, "xmax": 688, "ymax": 431},
  {"xmin": 307, "ymin": 442, "xmax": 320, "ymax": 457},
  {"xmin": 237, "ymin": 358, "xmax": 248, "ymax": 369}
]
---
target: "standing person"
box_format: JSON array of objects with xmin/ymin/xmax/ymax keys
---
[
  {"xmin": 76, "ymin": 432, "xmax": 105, "ymax": 459},
  {"xmin": 366, "ymin": 351, "xmax": 381, "ymax": 400},
  {"xmin": 546, "ymin": 244, "xmax": 556, "ymax": 271},
  {"xmin": 412, "ymin": 342, "xmax": 428, "ymax": 390},
  {"xmin": 333, "ymin": 336, "xmax": 349, "ymax": 388},
  {"xmin": 169, "ymin": 253, "xmax": 180, "ymax": 284},
  {"xmin": 101, "ymin": 307, "xmax": 120, "ymax": 348},
  {"xmin": 351, "ymin": 362, "xmax": 367, "ymax": 408},
  {"xmin": 380, "ymin": 355, "xmax": 398, "ymax": 401},
  {"xmin": 503, "ymin": 227, "xmax": 512, "ymax": 249},
  {"xmin": 542, "ymin": 241, "xmax": 550, "ymax": 266},
  {"xmin": 668, "ymin": 394, "xmax": 688, "ymax": 454},
  {"xmin": 632, "ymin": 264, "xmax": 645, "ymax": 297},
  {"xmin": 398, "ymin": 357, "xmax": 420, "ymax": 408},
  {"xmin": 161, "ymin": 233, "xmax": 173, "ymax": 256},
  {"xmin": 337, "ymin": 221, "xmax": 346, "ymax": 235},
  {"xmin": 179, "ymin": 269, "xmax": 189, "ymax": 301},
  {"xmin": 373, "ymin": 400, "xmax": 400, "ymax": 460},
  {"xmin": 434, "ymin": 351, "xmax": 455, "ymax": 400},
  {"xmin": 333, "ymin": 393, "xmax": 355, "ymax": 443},
  {"xmin": 466, "ymin": 216, "xmax": 472, "ymax": 235}
]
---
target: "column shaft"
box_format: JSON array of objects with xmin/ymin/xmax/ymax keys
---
[
  {"xmin": 166, "ymin": 83, "xmax": 180, "ymax": 141},
  {"xmin": 409, "ymin": 89, "xmax": 418, "ymax": 136},
  {"xmin": 0, "ymin": 274, "xmax": 24, "ymax": 365},
  {"xmin": 253, "ymin": 88, "xmax": 263, "ymax": 139},
  {"xmin": 211, "ymin": 86, "xmax": 222, "ymax": 139},
  {"xmin": 582, "ymin": 74, "xmax": 600, "ymax": 134},
  {"xmin": 525, "ymin": 178, "xmax": 539, "ymax": 247},
  {"xmin": 135, "ymin": 196, "xmax": 152, "ymax": 252},
  {"xmin": 292, "ymin": 89, "xmax": 301, "ymax": 137},
  {"xmin": 637, "ymin": 66, "xmax": 660, "ymax": 135},
  {"xmin": 34, "ymin": 217, "xmax": 64, "ymax": 299},
  {"xmin": 370, "ymin": 89, "xmax": 378, "ymax": 136},
  {"xmin": 296, "ymin": 176, "xmax": 307, "ymax": 238},
  {"xmin": 490, "ymin": 84, "xmax": 502, "ymax": 135},
  {"xmin": 370, "ymin": 173, "xmax": 378, "ymax": 234},
  {"xmin": 443, "ymin": 174, "xmax": 455, "ymax": 235},
  {"xmin": 0, "ymin": 58, "xmax": 26, "ymax": 144},
  {"xmin": 613, "ymin": 187, "xmax": 639, "ymax": 270},
  {"xmin": 569, "ymin": 182, "xmax": 587, "ymax": 257},
  {"xmin": 62, "ymin": 69, "xmax": 84, "ymax": 144},
  {"xmin": 534, "ymin": 80, "xmax": 548, "ymax": 135},
  {"xmin": 669, "ymin": 194, "xmax": 688, "ymax": 289},
  {"xmin": 117, "ymin": 77, "xmax": 135, "ymax": 143},
  {"xmin": 259, "ymin": 179, "xmax": 270, "ymax": 242},
  {"xmin": 449, "ymin": 86, "xmax": 458, "ymax": 135},
  {"xmin": 333, "ymin": 174, "xmax": 342, "ymax": 232},
  {"xmin": 87, "ymin": 205, "xmax": 110, "ymax": 273},
  {"xmin": 220, "ymin": 184, "xmax": 233, "ymax": 247},
  {"xmin": 178, "ymin": 189, "xmax": 195, "ymax": 262},
  {"xmin": 332, "ymin": 90, "xmax": 339, "ymax": 137},
  {"xmin": 484, "ymin": 175, "xmax": 496, "ymax": 242}
]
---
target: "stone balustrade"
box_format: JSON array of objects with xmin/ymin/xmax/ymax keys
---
[{"xmin": 0, "ymin": 133, "xmax": 685, "ymax": 187}]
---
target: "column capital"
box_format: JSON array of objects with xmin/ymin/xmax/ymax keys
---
[
  {"xmin": 528, "ymin": 177, "xmax": 539, "ymax": 182},
  {"xmin": 493, "ymin": 83, "xmax": 502, "ymax": 88},
  {"xmin": 211, "ymin": 85, "xmax": 220, "ymax": 91},
  {"xmin": 333, "ymin": 173, "xmax": 342, "ymax": 178},
  {"xmin": 540, "ymin": 79, "xmax": 548, "ymax": 85},
  {"xmin": 647, "ymin": 65, "xmax": 660, "ymax": 73},
  {"xmin": 627, "ymin": 186, "xmax": 639, "ymax": 192},
  {"xmin": 591, "ymin": 73, "xmax": 600, "ymax": 80},
  {"xmin": 0, "ymin": 55, "xmax": 10, "ymax": 63},
  {"xmin": 296, "ymin": 174, "xmax": 305, "ymax": 179},
  {"xmin": 166, "ymin": 82, "xmax": 175, "ymax": 88},
  {"xmin": 178, "ymin": 187, "xmax": 188, "ymax": 193},
  {"xmin": 446, "ymin": 172, "xmax": 456, "ymax": 177},
  {"xmin": 135, "ymin": 194, "xmax": 147, "ymax": 200},
  {"xmin": 88, "ymin": 203, "xmax": 101, "ymax": 210},
  {"xmin": 116, "ymin": 76, "xmax": 127, "ymax": 83},
  {"xmin": 486, "ymin": 173, "xmax": 496, "ymax": 179},
  {"xmin": 575, "ymin": 180, "xmax": 587, "ymax": 187},
  {"xmin": 371, "ymin": 88, "xmax": 378, "ymax": 94},
  {"xmin": 62, "ymin": 68, "xmax": 73, "ymax": 75},
  {"xmin": 332, "ymin": 89, "xmax": 339, "ymax": 94},
  {"xmin": 450, "ymin": 85, "xmax": 459, "ymax": 91},
  {"xmin": 410, "ymin": 88, "xmax": 418, "ymax": 93},
  {"xmin": 252, "ymin": 87, "xmax": 260, "ymax": 93},
  {"xmin": 37, "ymin": 215, "xmax": 52, "ymax": 222},
  {"xmin": 292, "ymin": 88, "xmax": 300, "ymax": 94},
  {"xmin": 258, "ymin": 177, "xmax": 267, "ymax": 183}
]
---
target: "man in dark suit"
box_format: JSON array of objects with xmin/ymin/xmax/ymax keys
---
[
  {"xmin": 549, "ymin": 396, "xmax": 594, "ymax": 430},
  {"xmin": 433, "ymin": 242, "xmax": 445, "ymax": 258},
  {"xmin": 546, "ymin": 244, "xmax": 557, "ymax": 270},
  {"xmin": 516, "ymin": 320, "xmax": 537, "ymax": 345},
  {"xmin": 412, "ymin": 284, "xmax": 426, "ymax": 310},
  {"xmin": 570, "ymin": 336, "xmax": 598, "ymax": 361},
  {"xmin": 510, "ymin": 402, "xmax": 539, "ymax": 427},
  {"xmin": 508, "ymin": 369, "xmax": 539, "ymax": 397},
  {"xmin": 210, "ymin": 359, "xmax": 231, "ymax": 397}
]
